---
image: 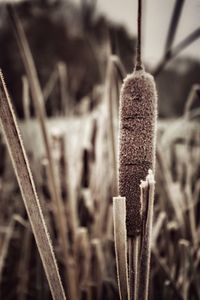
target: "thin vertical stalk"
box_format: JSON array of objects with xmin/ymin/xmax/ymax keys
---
[
  {"xmin": 43, "ymin": 68, "xmax": 59, "ymax": 103},
  {"xmin": 135, "ymin": 0, "xmax": 144, "ymax": 71},
  {"xmin": 128, "ymin": 237, "xmax": 139, "ymax": 300},
  {"xmin": 0, "ymin": 218, "xmax": 15, "ymax": 283},
  {"xmin": 113, "ymin": 197, "xmax": 130, "ymax": 300},
  {"xmin": 90, "ymin": 239, "xmax": 105, "ymax": 300},
  {"xmin": 7, "ymin": 7, "xmax": 77, "ymax": 298},
  {"xmin": 138, "ymin": 171, "xmax": 155, "ymax": 300},
  {"xmin": 0, "ymin": 71, "xmax": 66, "ymax": 300},
  {"xmin": 22, "ymin": 75, "xmax": 30, "ymax": 121},
  {"xmin": 164, "ymin": 0, "xmax": 185, "ymax": 53},
  {"xmin": 57, "ymin": 62, "xmax": 69, "ymax": 116},
  {"xmin": 106, "ymin": 58, "xmax": 118, "ymax": 196},
  {"xmin": 17, "ymin": 227, "xmax": 31, "ymax": 300}
]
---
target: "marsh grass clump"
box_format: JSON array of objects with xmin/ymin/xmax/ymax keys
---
[{"xmin": 1, "ymin": 1, "xmax": 200, "ymax": 300}]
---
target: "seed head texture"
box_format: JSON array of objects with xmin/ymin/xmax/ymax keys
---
[{"xmin": 119, "ymin": 70, "xmax": 157, "ymax": 237}]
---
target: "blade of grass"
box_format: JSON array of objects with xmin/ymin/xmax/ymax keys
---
[
  {"xmin": 74, "ymin": 227, "xmax": 91, "ymax": 295},
  {"xmin": 138, "ymin": 170, "xmax": 155, "ymax": 300},
  {"xmin": 128, "ymin": 237, "xmax": 139, "ymax": 300},
  {"xmin": 0, "ymin": 217, "xmax": 15, "ymax": 283},
  {"xmin": 90, "ymin": 239, "xmax": 105, "ymax": 300},
  {"xmin": 57, "ymin": 62, "xmax": 69, "ymax": 116},
  {"xmin": 7, "ymin": 7, "xmax": 77, "ymax": 298},
  {"xmin": 105, "ymin": 57, "xmax": 118, "ymax": 196},
  {"xmin": 152, "ymin": 212, "xmax": 166, "ymax": 248},
  {"xmin": 43, "ymin": 68, "xmax": 59, "ymax": 103},
  {"xmin": 0, "ymin": 71, "xmax": 66, "ymax": 300},
  {"xmin": 152, "ymin": 250, "xmax": 184, "ymax": 300},
  {"xmin": 184, "ymin": 84, "xmax": 200, "ymax": 118},
  {"xmin": 110, "ymin": 55, "xmax": 126, "ymax": 81},
  {"xmin": 113, "ymin": 197, "xmax": 130, "ymax": 300},
  {"xmin": 22, "ymin": 75, "xmax": 30, "ymax": 121},
  {"xmin": 17, "ymin": 227, "xmax": 31, "ymax": 300}
]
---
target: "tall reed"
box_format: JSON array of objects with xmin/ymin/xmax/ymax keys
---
[
  {"xmin": 7, "ymin": 6, "xmax": 77, "ymax": 299},
  {"xmin": 0, "ymin": 71, "xmax": 66, "ymax": 300}
]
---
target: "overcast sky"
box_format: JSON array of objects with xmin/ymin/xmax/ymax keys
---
[{"xmin": 75, "ymin": 0, "xmax": 200, "ymax": 67}]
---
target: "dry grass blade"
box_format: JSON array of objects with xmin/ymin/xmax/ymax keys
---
[
  {"xmin": 22, "ymin": 75, "xmax": 30, "ymax": 121},
  {"xmin": 0, "ymin": 218, "xmax": 15, "ymax": 283},
  {"xmin": 105, "ymin": 57, "xmax": 118, "ymax": 196},
  {"xmin": 0, "ymin": 71, "xmax": 66, "ymax": 300},
  {"xmin": 57, "ymin": 62, "xmax": 69, "ymax": 116},
  {"xmin": 6, "ymin": 7, "xmax": 77, "ymax": 298},
  {"xmin": 90, "ymin": 239, "xmax": 105, "ymax": 300},
  {"xmin": 128, "ymin": 237, "xmax": 139, "ymax": 300},
  {"xmin": 138, "ymin": 170, "xmax": 155, "ymax": 300},
  {"xmin": 178, "ymin": 240, "xmax": 190, "ymax": 300},
  {"xmin": 43, "ymin": 68, "xmax": 59, "ymax": 103},
  {"xmin": 152, "ymin": 212, "xmax": 166, "ymax": 248},
  {"xmin": 17, "ymin": 227, "xmax": 31, "ymax": 300},
  {"xmin": 184, "ymin": 84, "xmax": 200, "ymax": 118},
  {"xmin": 110, "ymin": 55, "xmax": 126, "ymax": 81},
  {"xmin": 74, "ymin": 227, "xmax": 91, "ymax": 295},
  {"xmin": 113, "ymin": 197, "xmax": 130, "ymax": 300},
  {"xmin": 152, "ymin": 250, "xmax": 184, "ymax": 300},
  {"xmin": 164, "ymin": 0, "xmax": 185, "ymax": 53}
]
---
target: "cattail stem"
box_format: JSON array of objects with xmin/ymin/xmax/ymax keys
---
[
  {"xmin": 135, "ymin": 0, "xmax": 144, "ymax": 71},
  {"xmin": 117, "ymin": 3, "xmax": 157, "ymax": 298}
]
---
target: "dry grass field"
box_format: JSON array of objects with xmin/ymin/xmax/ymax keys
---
[{"xmin": 0, "ymin": 1, "xmax": 200, "ymax": 300}]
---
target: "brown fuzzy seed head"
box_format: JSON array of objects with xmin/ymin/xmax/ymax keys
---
[{"xmin": 119, "ymin": 70, "xmax": 157, "ymax": 237}]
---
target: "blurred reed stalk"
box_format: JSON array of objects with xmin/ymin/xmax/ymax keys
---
[
  {"xmin": 57, "ymin": 62, "xmax": 70, "ymax": 116},
  {"xmin": 7, "ymin": 6, "xmax": 78, "ymax": 299},
  {"xmin": 0, "ymin": 217, "xmax": 15, "ymax": 283},
  {"xmin": 90, "ymin": 239, "xmax": 105, "ymax": 300},
  {"xmin": 0, "ymin": 71, "xmax": 66, "ymax": 300},
  {"xmin": 17, "ymin": 226, "xmax": 31, "ymax": 300},
  {"xmin": 153, "ymin": 0, "xmax": 200, "ymax": 76},
  {"xmin": 105, "ymin": 55, "xmax": 120, "ymax": 196},
  {"xmin": 43, "ymin": 67, "xmax": 59, "ymax": 103},
  {"xmin": 22, "ymin": 75, "xmax": 30, "ymax": 121},
  {"xmin": 74, "ymin": 227, "xmax": 91, "ymax": 299},
  {"xmin": 138, "ymin": 171, "xmax": 155, "ymax": 300}
]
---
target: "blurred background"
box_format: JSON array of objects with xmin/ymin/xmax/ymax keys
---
[
  {"xmin": 0, "ymin": 0, "xmax": 200, "ymax": 299},
  {"xmin": 0, "ymin": 0, "xmax": 200, "ymax": 117}
]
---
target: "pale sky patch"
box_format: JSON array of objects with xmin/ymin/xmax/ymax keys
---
[{"xmin": 74, "ymin": 0, "xmax": 200, "ymax": 67}]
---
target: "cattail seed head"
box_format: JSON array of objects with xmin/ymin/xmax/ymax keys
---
[{"xmin": 119, "ymin": 70, "xmax": 157, "ymax": 237}]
